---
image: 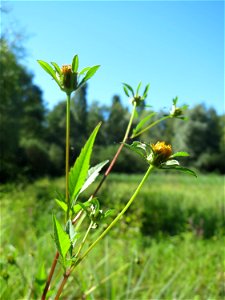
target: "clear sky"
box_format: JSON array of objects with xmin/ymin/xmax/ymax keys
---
[{"xmin": 2, "ymin": 1, "xmax": 224, "ymax": 114}]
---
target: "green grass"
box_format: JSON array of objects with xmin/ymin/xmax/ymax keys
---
[{"xmin": 0, "ymin": 173, "xmax": 224, "ymax": 299}]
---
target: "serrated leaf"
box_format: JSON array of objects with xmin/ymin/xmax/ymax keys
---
[
  {"xmin": 123, "ymin": 85, "xmax": 130, "ymax": 97},
  {"xmin": 72, "ymin": 55, "xmax": 79, "ymax": 73},
  {"xmin": 161, "ymin": 165, "xmax": 197, "ymax": 177},
  {"xmin": 136, "ymin": 82, "xmax": 142, "ymax": 95},
  {"xmin": 53, "ymin": 215, "xmax": 71, "ymax": 259},
  {"xmin": 79, "ymin": 160, "xmax": 109, "ymax": 194},
  {"xmin": 69, "ymin": 123, "xmax": 101, "ymax": 204},
  {"xmin": 55, "ymin": 199, "xmax": 68, "ymax": 212},
  {"xmin": 170, "ymin": 151, "xmax": 190, "ymax": 158},
  {"xmin": 123, "ymin": 83, "xmax": 134, "ymax": 96},
  {"xmin": 132, "ymin": 112, "xmax": 156, "ymax": 135},
  {"xmin": 37, "ymin": 60, "xmax": 61, "ymax": 87},
  {"xmin": 51, "ymin": 61, "xmax": 61, "ymax": 75}
]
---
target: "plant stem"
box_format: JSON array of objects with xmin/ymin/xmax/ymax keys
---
[
  {"xmin": 91, "ymin": 103, "xmax": 137, "ymax": 197},
  {"xmin": 54, "ymin": 164, "xmax": 154, "ymax": 299},
  {"xmin": 41, "ymin": 252, "xmax": 59, "ymax": 300},
  {"xmin": 131, "ymin": 115, "xmax": 171, "ymax": 138},
  {"xmin": 75, "ymin": 220, "xmax": 93, "ymax": 258},
  {"xmin": 78, "ymin": 164, "xmax": 154, "ymax": 263},
  {"xmin": 66, "ymin": 93, "xmax": 71, "ymax": 220},
  {"xmin": 46, "ymin": 103, "xmax": 137, "ymax": 298}
]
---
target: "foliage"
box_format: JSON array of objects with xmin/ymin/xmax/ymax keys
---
[{"xmin": 0, "ymin": 174, "xmax": 224, "ymax": 299}]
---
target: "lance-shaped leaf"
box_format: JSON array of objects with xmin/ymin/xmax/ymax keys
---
[
  {"xmin": 79, "ymin": 66, "xmax": 91, "ymax": 75},
  {"xmin": 72, "ymin": 54, "xmax": 79, "ymax": 73},
  {"xmin": 122, "ymin": 83, "xmax": 134, "ymax": 96},
  {"xmin": 160, "ymin": 165, "xmax": 197, "ymax": 177},
  {"xmin": 51, "ymin": 61, "xmax": 61, "ymax": 75},
  {"xmin": 78, "ymin": 65, "xmax": 100, "ymax": 87},
  {"xmin": 136, "ymin": 82, "xmax": 142, "ymax": 95},
  {"xmin": 143, "ymin": 83, "xmax": 150, "ymax": 99},
  {"xmin": 37, "ymin": 60, "xmax": 61, "ymax": 88},
  {"xmin": 123, "ymin": 85, "xmax": 130, "ymax": 97},
  {"xmin": 55, "ymin": 199, "xmax": 67, "ymax": 212},
  {"xmin": 170, "ymin": 151, "xmax": 190, "ymax": 158},
  {"xmin": 53, "ymin": 215, "xmax": 71, "ymax": 259},
  {"xmin": 69, "ymin": 123, "xmax": 101, "ymax": 204},
  {"xmin": 79, "ymin": 160, "xmax": 109, "ymax": 194},
  {"xmin": 132, "ymin": 112, "xmax": 156, "ymax": 136}
]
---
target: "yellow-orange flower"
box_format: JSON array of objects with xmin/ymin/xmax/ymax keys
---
[
  {"xmin": 151, "ymin": 141, "xmax": 172, "ymax": 166},
  {"xmin": 61, "ymin": 65, "xmax": 72, "ymax": 74}
]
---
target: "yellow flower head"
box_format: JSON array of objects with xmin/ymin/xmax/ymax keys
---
[
  {"xmin": 61, "ymin": 65, "xmax": 72, "ymax": 75},
  {"xmin": 151, "ymin": 141, "xmax": 172, "ymax": 166}
]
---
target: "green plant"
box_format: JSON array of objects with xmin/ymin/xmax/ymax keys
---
[{"xmin": 37, "ymin": 55, "xmax": 196, "ymax": 299}]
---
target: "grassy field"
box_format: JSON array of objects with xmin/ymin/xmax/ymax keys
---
[{"xmin": 0, "ymin": 172, "xmax": 224, "ymax": 299}]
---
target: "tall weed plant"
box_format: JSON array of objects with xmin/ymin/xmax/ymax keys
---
[{"xmin": 9, "ymin": 55, "xmax": 197, "ymax": 298}]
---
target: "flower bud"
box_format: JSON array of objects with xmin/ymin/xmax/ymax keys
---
[
  {"xmin": 61, "ymin": 64, "xmax": 77, "ymax": 93},
  {"xmin": 150, "ymin": 141, "xmax": 172, "ymax": 166}
]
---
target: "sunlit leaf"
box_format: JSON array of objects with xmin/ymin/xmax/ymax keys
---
[
  {"xmin": 123, "ymin": 83, "xmax": 134, "ymax": 96},
  {"xmin": 170, "ymin": 152, "xmax": 190, "ymax": 158},
  {"xmin": 80, "ymin": 160, "xmax": 109, "ymax": 194},
  {"xmin": 72, "ymin": 55, "xmax": 79, "ymax": 73},
  {"xmin": 132, "ymin": 112, "xmax": 156, "ymax": 135},
  {"xmin": 79, "ymin": 65, "xmax": 100, "ymax": 87},
  {"xmin": 37, "ymin": 60, "xmax": 61, "ymax": 87},
  {"xmin": 51, "ymin": 61, "xmax": 61, "ymax": 75},
  {"xmin": 53, "ymin": 215, "xmax": 71, "ymax": 259},
  {"xmin": 123, "ymin": 85, "xmax": 130, "ymax": 97},
  {"xmin": 143, "ymin": 83, "xmax": 150, "ymax": 98},
  {"xmin": 55, "ymin": 199, "xmax": 67, "ymax": 212},
  {"xmin": 136, "ymin": 82, "xmax": 142, "ymax": 95},
  {"xmin": 69, "ymin": 123, "xmax": 101, "ymax": 204}
]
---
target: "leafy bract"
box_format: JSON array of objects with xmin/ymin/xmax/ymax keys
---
[
  {"xmin": 122, "ymin": 83, "xmax": 134, "ymax": 96},
  {"xmin": 78, "ymin": 65, "xmax": 100, "ymax": 88},
  {"xmin": 69, "ymin": 123, "xmax": 101, "ymax": 205},
  {"xmin": 170, "ymin": 151, "xmax": 190, "ymax": 158},
  {"xmin": 79, "ymin": 160, "xmax": 109, "ymax": 194},
  {"xmin": 53, "ymin": 215, "xmax": 71, "ymax": 259},
  {"xmin": 72, "ymin": 55, "xmax": 79, "ymax": 73},
  {"xmin": 132, "ymin": 112, "xmax": 156, "ymax": 136},
  {"xmin": 160, "ymin": 165, "xmax": 197, "ymax": 177},
  {"xmin": 37, "ymin": 60, "xmax": 61, "ymax": 88}
]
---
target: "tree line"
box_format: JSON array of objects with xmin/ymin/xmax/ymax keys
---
[{"xmin": 0, "ymin": 38, "xmax": 224, "ymax": 182}]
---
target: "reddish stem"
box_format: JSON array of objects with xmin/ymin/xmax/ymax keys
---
[{"xmin": 41, "ymin": 252, "xmax": 59, "ymax": 300}]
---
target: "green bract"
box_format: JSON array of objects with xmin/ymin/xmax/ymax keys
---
[
  {"xmin": 123, "ymin": 82, "xmax": 150, "ymax": 107},
  {"xmin": 124, "ymin": 141, "xmax": 197, "ymax": 177},
  {"xmin": 37, "ymin": 54, "xmax": 100, "ymax": 95}
]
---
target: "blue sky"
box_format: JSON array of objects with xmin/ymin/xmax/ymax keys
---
[{"xmin": 2, "ymin": 1, "xmax": 224, "ymax": 114}]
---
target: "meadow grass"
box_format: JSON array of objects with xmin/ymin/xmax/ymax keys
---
[{"xmin": 0, "ymin": 173, "xmax": 224, "ymax": 299}]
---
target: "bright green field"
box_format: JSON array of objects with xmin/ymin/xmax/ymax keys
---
[{"xmin": 0, "ymin": 173, "xmax": 224, "ymax": 299}]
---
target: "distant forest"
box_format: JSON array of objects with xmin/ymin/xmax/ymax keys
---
[{"xmin": 1, "ymin": 38, "xmax": 224, "ymax": 182}]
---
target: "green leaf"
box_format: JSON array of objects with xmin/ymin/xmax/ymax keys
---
[
  {"xmin": 79, "ymin": 65, "xmax": 100, "ymax": 87},
  {"xmin": 72, "ymin": 55, "xmax": 79, "ymax": 73},
  {"xmin": 124, "ymin": 141, "xmax": 147, "ymax": 160},
  {"xmin": 132, "ymin": 112, "xmax": 156, "ymax": 135},
  {"xmin": 170, "ymin": 151, "xmax": 190, "ymax": 158},
  {"xmin": 79, "ymin": 67, "xmax": 91, "ymax": 75},
  {"xmin": 55, "ymin": 199, "xmax": 68, "ymax": 212},
  {"xmin": 65, "ymin": 220, "xmax": 77, "ymax": 247},
  {"xmin": 161, "ymin": 165, "xmax": 197, "ymax": 177},
  {"xmin": 143, "ymin": 83, "xmax": 150, "ymax": 98},
  {"xmin": 73, "ymin": 201, "xmax": 92, "ymax": 214},
  {"xmin": 37, "ymin": 60, "xmax": 61, "ymax": 87},
  {"xmin": 69, "ymin": 123, "xmax": 101, "ymax": 204},
  {"xmin": 79, "ymin": 160, "xmax": 109, "ymax": 194},
  {"xmin": 136, "ymin": 82, "xmax": 142, "ymax": 95},
  {"xmin": 53, "ymin": 215, "xmax": 71, "ymax": 259},
  {"xmin": 35, "ymin": 263, "xmax": 46, "ymax": 287},
  {"xmin": 123, "ymin": 83, "xmax": 134, "ymax": 96},
  {"xmin": 123, "ymin": 85, "xmax": 130, "ymax": 97},
  {"xmin": 51, "ymin": 61, "xmax": 61, "ymax": 75},
  {"xmin": 162, "ymin": 159, "xmax": 179, "ymax": 166}
]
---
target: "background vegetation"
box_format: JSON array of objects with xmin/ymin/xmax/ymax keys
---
[{"xmin": 0, "ymin": 25, "xmax": 224, "ymax": 299}]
